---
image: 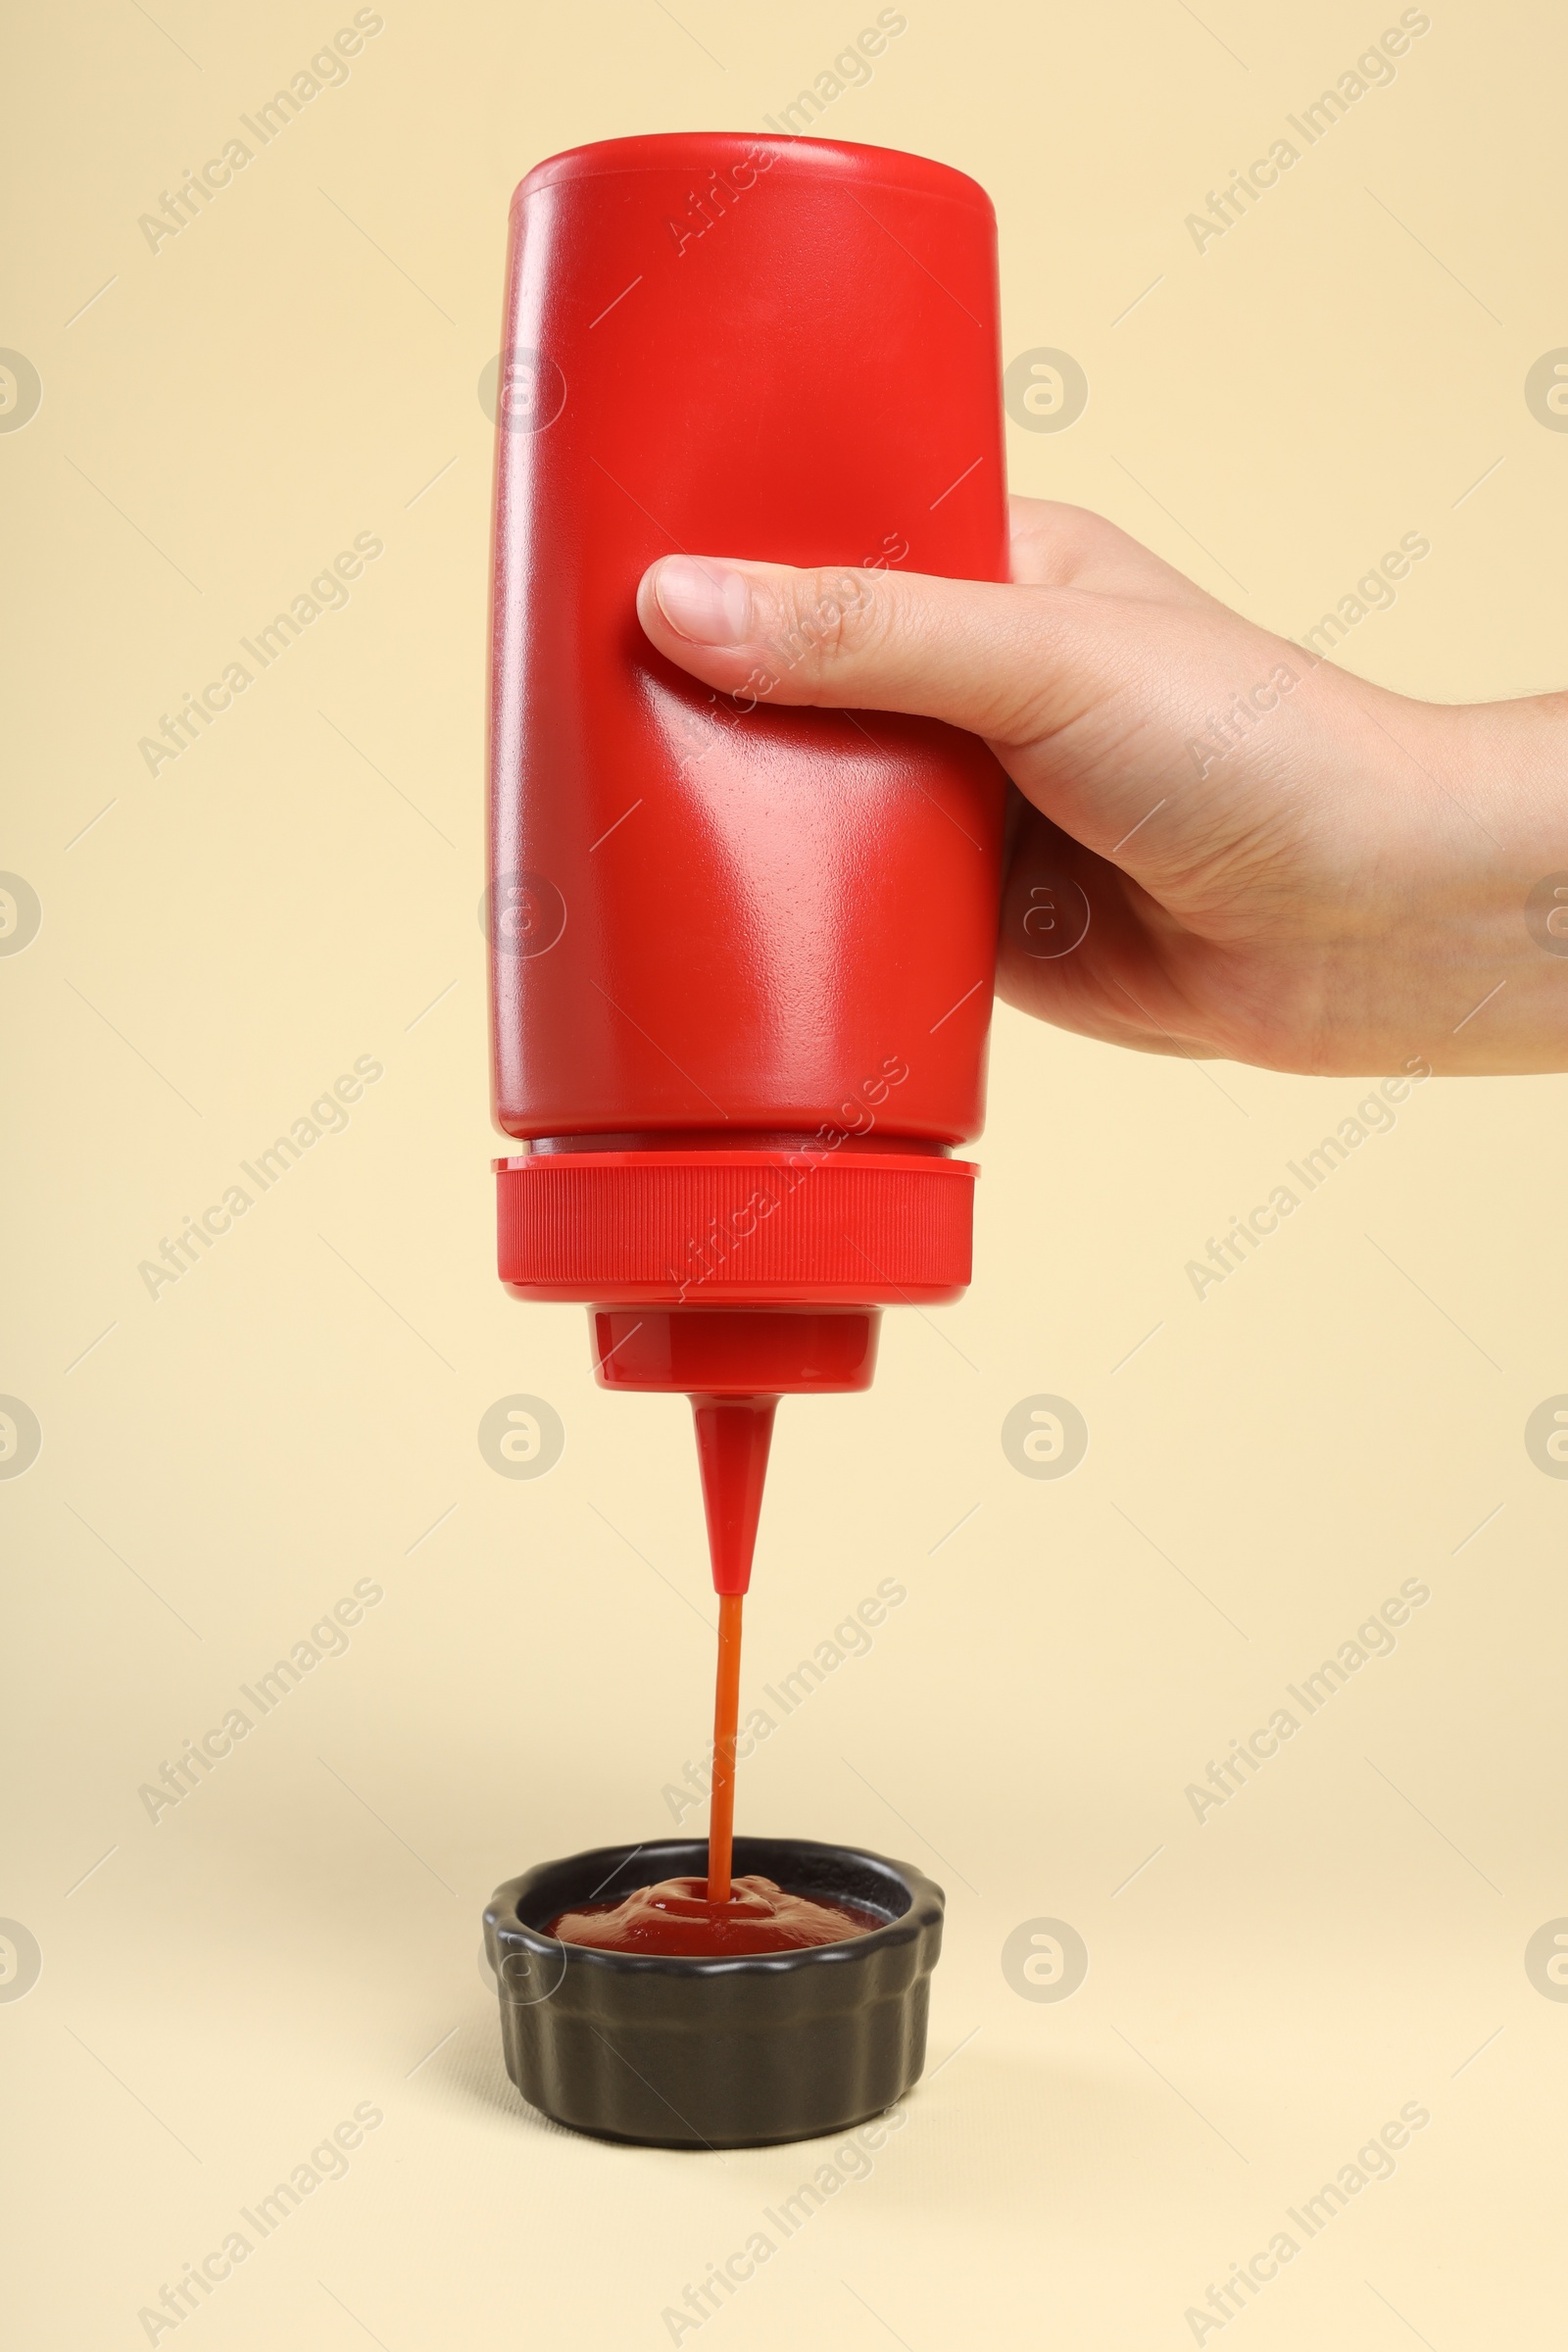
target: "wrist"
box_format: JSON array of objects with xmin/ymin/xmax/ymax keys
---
[{"xmin": 1416, "ymin": 692, "xmax": 1568, "ymax": 1072}]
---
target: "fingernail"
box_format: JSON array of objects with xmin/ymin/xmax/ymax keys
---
[{"xmin": 653, "ymin": 556, "xmax": 754, "ymax": 646}]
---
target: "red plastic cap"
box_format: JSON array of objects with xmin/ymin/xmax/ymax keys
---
[
  {"xmin": 592, "ymin": 1307, "xmax": 880, "ymax": 1396},
  {"xmin": 496, "ymin": 1148, "xmax": 976, "ymax": 1306}
]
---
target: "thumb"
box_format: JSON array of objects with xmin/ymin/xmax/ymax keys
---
[
  {"xmin": 636, "ymin": 553, "xmax": 1105, "ymax": 751},
  {"xmin": 635, "ymin": 553, "xmax": 1340, "ymax": 906}
]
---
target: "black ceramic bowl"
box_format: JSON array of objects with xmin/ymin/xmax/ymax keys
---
[{"xmin": 483, "ymin": 1835, "xmax": 944, "ymax": 2149}]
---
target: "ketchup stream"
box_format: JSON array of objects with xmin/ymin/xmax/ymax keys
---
[
  {"xmin": 541, "ymin": 1396, "xmax": 886, "ymax": 1955},
  {"xmin": 544, "ymin": 1582, "xmax": 883, "ymax": 1955},
  {"xmin": 707, "ymin": 1592, "xmax": 744, "ymax": 1904}
]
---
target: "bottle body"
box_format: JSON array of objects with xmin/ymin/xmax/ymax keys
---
[
  {"xmin": 491, "ymin": 133, "xmax": 1007, "ymax": 1149},
  {"xmin": 489, "ymin": 133, "xmax": 1006, "ymax": 1354}
]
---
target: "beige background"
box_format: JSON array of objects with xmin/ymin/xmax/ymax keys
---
[{"xmin": 6, "ymin": 1, "xmax": 1567, "ymax": 2344}]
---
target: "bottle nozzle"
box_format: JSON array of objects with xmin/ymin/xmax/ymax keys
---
[{"xmin": 690, "ymin": 1394, "xmax": 778, "ymax": 1596}]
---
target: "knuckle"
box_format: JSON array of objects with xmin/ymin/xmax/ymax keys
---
[{"xmin": 766, "ymin": 565, "xmax": 881, "ymax": 676}]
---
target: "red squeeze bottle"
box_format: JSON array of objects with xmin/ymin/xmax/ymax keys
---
[{"xmin": 488, "ymin": 133, "xmax": 1006, "ymax": 1896}]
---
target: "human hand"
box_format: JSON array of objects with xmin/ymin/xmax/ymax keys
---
[{"xmin": 636, "ymin": 498, "xmax": 1567, "ymax": 1075}]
